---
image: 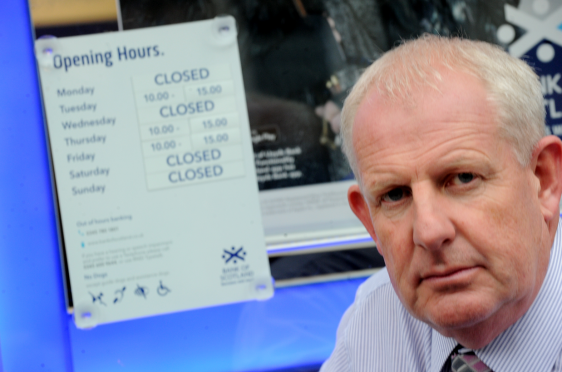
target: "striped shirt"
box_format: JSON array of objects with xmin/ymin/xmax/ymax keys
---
[{"xmin": 321, "ymin": 220, "xmax": 562, "ymax": 372}]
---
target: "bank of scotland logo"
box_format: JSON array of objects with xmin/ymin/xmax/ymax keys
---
[
  {"xmin": 501, "ymin": 1, "xmax": 562, "ymax": 59},
  {"xmin": 222, "ymin": 246, "xmax": 246, "ymax": 264},
  {"xmin": 498, "ymin": 1, "xmax": 562, "ymax": 135}
]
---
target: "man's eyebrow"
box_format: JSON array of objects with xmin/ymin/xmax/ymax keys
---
[
  {"xmin": 429, "ymin": 154, "xmax": 494, "ymax": 175},
  {"xmin": 365, "ymin": 174, "xmax": 410, "ymax": 195}
]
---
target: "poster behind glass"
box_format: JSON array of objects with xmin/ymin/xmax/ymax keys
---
[{"xmin": 30, "ymin": 0, "xmax": 562, "ymax": 252}]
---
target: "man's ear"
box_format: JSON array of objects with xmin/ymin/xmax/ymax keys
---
[
  {"xmin": 532, "ymin": 135, "xmax": 562, "ymax": 223},
  {"xmin": 348, "ymin": 184, "xmax": 382, "ymax": 254}
]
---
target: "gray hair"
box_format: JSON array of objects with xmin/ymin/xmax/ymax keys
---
[{"xmin": 341, "ymin": 34, "xmax": 545, "ymax": 179}]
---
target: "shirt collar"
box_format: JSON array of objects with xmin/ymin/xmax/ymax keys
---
[
  {"xmin": 430, "ymin": 220, "xmax": 562, "ymax": 372},
  {"xmin": 430, "ymin": 331, "xmax": 456, "ymax": 372}
]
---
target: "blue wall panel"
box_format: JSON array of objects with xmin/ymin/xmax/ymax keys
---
[
  {"xmin": 0, "ymin": 339, "xmax": 3, "ymax": 371},
  {"xmin": 0, "ymin": 0, "xmax": 74, "ymax": 371}
]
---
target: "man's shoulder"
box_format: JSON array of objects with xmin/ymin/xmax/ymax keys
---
[
  {"xmin": 346, "ymin": 268, "xmax": 412, "ymax": 324},
  {"xmin": 354, "ymin": 267, "xmax": 394, "ymax": 302},
  {"xmin": 323, "ymin": 268, "xmax": 432, "ymax": 371}
]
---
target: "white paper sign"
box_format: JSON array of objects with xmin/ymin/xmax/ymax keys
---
[{"xmin": 35, "ymin": 17, "xmax": 273, "ymax": 329}]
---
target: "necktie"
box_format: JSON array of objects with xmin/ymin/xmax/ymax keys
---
[{"xmin": 442, "ymin": 345, "xmax": 493, "ymax": 372}]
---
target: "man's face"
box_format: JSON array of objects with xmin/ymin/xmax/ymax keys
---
[{"xmin": 350, "ymin": 69, "xmax": 552, "ymax": 342}]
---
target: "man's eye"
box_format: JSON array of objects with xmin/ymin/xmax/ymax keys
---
[
  {"xmin": 382, "ymin": 187, "xmax": 407, "ymax": 202},
  {"xmin": 452, "ymin": 173, "xmax": 475, "ymax": 185}
]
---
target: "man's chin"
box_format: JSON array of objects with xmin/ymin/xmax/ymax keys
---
[{"xmin": 417, "ymin": 296, "xmax": 499, "ymax": 333}]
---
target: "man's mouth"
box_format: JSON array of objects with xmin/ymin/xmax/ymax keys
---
[{"xmin": 421, "ymin": 266, "xmax": 481, "ymax": 286}]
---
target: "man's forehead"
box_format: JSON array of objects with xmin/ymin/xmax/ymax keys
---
[
  {"xmin": 352, "ymin": 69, "xmax": 504, "ymax": 181},
  {"xmin": 353, "ymin": 69, "xmax": 496, "ymax": 138}
]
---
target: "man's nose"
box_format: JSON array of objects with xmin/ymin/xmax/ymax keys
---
[{"xmin": 412, "ymin": 187, "xmax": 455, "ymax": 251}]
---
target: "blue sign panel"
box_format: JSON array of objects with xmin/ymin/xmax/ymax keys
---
[
  {"xmin": 503, "ymin": 2, "xmax": 562, "ymax": 137},
  {"xmin": 524, "ymin": 40, "xmax": 562, "ymax": 136}
]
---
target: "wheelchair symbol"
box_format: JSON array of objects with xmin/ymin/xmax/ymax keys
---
[{"xmin": 157, "ymin": 281, "xmax": 171, "ymax": 296}]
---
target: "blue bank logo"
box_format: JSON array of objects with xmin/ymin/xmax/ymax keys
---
[
  {"xmin": 500, "ymin": 3, "xmax": 562, "ymax": 137},
  {"xmin": 526, "ymin": 41, "xmax": 562, "ymax": 136},
  {"xmin": 222, "ymin": 246, "xmax": 246, "ymax": 264}
]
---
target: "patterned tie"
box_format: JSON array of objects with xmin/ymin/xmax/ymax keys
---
[
  {"xmin": 442, "ymin": 345, "xmax": 493, "ymax": 372},
  {"xmin": 451, "ymin": 346, "xmax": 492, "ymax": 372}
]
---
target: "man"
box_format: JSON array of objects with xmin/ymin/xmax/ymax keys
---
[{"xmin": 321, "ymin": 35, "xmax": 562, "ymax": 372}]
